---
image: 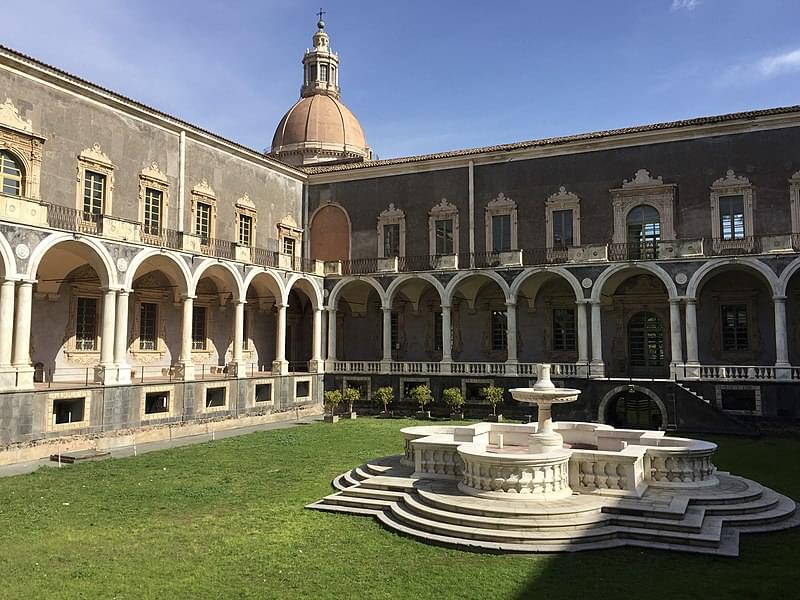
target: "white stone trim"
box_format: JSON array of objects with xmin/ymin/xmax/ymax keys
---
[
  {"xmin": 200, "ymin": 381, "xmax": 229, "ymax": 413},
  {"xmin": 46, "ymin": 389, "xmax": 91, "ymax": 432},
  {"xmin": 545, "ymin": 187, "xmax": 581, "ymax": 248},
  {"xmin": 190, "ymin": 179, "xmax": 217, "ymax": 240},
  {"xmin": 460, "ymin": 378, "xmax": 494, "ymax": 405},
  {"xmin": 140, "ymin": 384, "xmax": 175, "ymax": 420},
  {"xmin": 75, "ymin": 144, "xmax": 114, "ymax": 215},
  {"xmin": 484, "ymin": 193, "xmax": 518, "ymax": 252},
  {"xmin": 709, "ymin": 169, "xmax": 754, "ymax": 241},
  {"xmin": 341, "ymin": 375, "xmax": 371, "ymax": 404},
  {"xmin": 611, "ymin": 169, "xmax": 676, "ymax": 243},
  {"xmin": 399, "ymin": 377, "xmax": 431, "ymax": 401},
  {"xmin": 293, "ymin": 376, "xmax": 313, "ymax": 402},
  {"xmin": 376, "ymin": 203, "xmax": 406, "ymax": 257},
  {"xmin": 138, "ymin": 162, "xmax": 169, "ymax": 235},
  {"xmin": 428, "ymin": 198, "xmax": 459, "ymax": 256},
  {"xmin": 235, "ymin": 193, "xmax": 258, "ymax": 247},
  {"xmin": 714, "ymin": 384, "xmax": 762, "ymax": 416},
  {"xmin": 251, "ymin": 378, "xmax": 276, "ymax": 407}
]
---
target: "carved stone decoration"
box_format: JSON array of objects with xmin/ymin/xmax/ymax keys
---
[
  {"xmin": 545, "ymin": 186, "xmax": 581, "ymax": 248},
  {"xmin": 675, "ymin": 272, "xmax": 688, "ymax": 285},
  {"xmin": 0, "ymin": 98, "xmax": 32, "ymax": 132},
  {"xmin": 581, "ymin": 277, "xmax": 593, "ymax": 289},
  {"xmin": 428, "ymin": 198, "xmax": 459, "ymax": 256},
  {"xmin": 709, "ymin": 170, "xmax": 754, "ymax": 243},
  {"xmin": 377, "ymin": 203, "xmax": 406, "ymax": 258},
  {"xmin": 235, "ymin": 193, "xmax": 258, "ymax": 247},
  {"xmin": 192, "ymin": 179, "xmax": 215, "ymax": 198},
  {"xmin": 14, "ymin": 243, "xmax": 29, "ymax": 260},
  {"xmin": 116, "ymin": 258, "xmax": 128, "ymax": 273},
  {"xmin": 141, "ymin": 161, "xmax": 168, "ymax": 184},
  {"xmin": 76, "ymin": 144, "xmax": 115, "ymax": 215},
  {"xmin": 610, "ymin": 169, "xmax": 677, "ymax": 244},
  {"xmin": 485, "ymin": 193, "xmax": 518, "ymax": 252}
]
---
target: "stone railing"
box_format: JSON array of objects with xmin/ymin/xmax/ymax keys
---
[
  {"xmin": 412, "ymin": 437, "xmax": 464, "ymax": 479},
  {"xmin": 331, "ymin": 360, "xmax": 382, "ymax": 374},
  {"xmin": 401, "ymin": 425, "xmax": 458, "ymax": 467},
  {"xmin": 643, "ymin": 438, "xmax": 718, "ymax": 487},
  {"xmin": 328, "ymin": 360, "xmax": 588, "ymax": 377},
  {"xmin": 568, "ymin": 448, "xmax": 647, "ymax": 496}
]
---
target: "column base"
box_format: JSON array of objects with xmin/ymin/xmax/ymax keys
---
[
  {"xmin": 504, "ymin": 360, "xmax": 518, "ymax": 376},
  {"xmin": 681, "ymin": 362, "xmax": 700, "ymax": 380},
  {"xmin": 589, "ymin": 361, "xmax": 606, "ymax": 379},
  {"xmin": 115, "ymin": 363, "xmax": 132, "ymax": 385},
  {"xmin": 0, "ymin": 366, "xmax": 33, "ymax": 391},
  {"xmin": 96, "ymin": 365, "xmax": 119, "ymax": 385},
  {"xmin": 380, "ymin": 359, "xmax": 393, "ymax": 374},
  {"xmin": 775, "ymin": 362, "xmax": 792, "ymax": 380},
  {"xmin": 308, "ymin": 359, "xmax": 324, "ymax": 374},
  {"xmin": 176, "ymin": 362, "xmax": 195, "ymax": 381},
  {"xmin": 226, "ymin": 362, "xmax": 245, "ymax": 378},
  {"xmin": 272, "ymin": 360, "xmax": 289, "ymax": 376}
]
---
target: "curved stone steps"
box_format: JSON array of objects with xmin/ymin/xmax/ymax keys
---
[
  {"xmin": 706, "ymin": 495, "xmax": 796, "ymax": 528},
  {"xmin": 340, "ymin": 485, "xmax": 407, "ymax": 502}
]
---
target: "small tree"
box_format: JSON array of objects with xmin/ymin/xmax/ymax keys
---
[
  {"xmin": 323, "ymin": 389, "xmax": 343, "ymax": 416},
  {"xmin": 343, "ymin": 386, "xmax": 361, "ymax": 413},
  {"xmin": 442, "ymin": 386, "xmax": 464, "ymax": 413},
  {"xmin": 410, "ymin": 384, "xmax": 433, "ymax": 412},
  {"xmin": 483, "ymin": 385, "xmax": 504, "ymax": 416},
  {"xmin": 374, "ymin": 386, "xmax": 394, "ymax": 413}
]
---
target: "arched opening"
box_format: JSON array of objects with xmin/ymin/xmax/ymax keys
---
[
  {"xmin": 285, "ymin": 278, "xmax": 318, "ymax": 372},
  {"xmin": 627, "ymin": 311, "xmax": 665, "ymax": 375},
  {"xmin": 787, "ymin": 267, "xmax": 800, "ymax": 366},
  {"xmin": 605, "ymin": 389, "xmax": 664, "ymax": 430},
  {"xmin": 310, "ymin": 204, "xmax": 350, "ymax": 262},
  {"xmin": 244, "ymin": 272, "xmax": 283, "ymax": 374},
  {"xmin": 0, "ymin": 150, "xmax": 23, "ymax": 196},
  {"xmin": 626, "ymin": 205, "xmax": 660, "ymax": 259},
  {"xmin": 192, "ymin": 264, "xmax": 241, "ymax": 375},
  {"xmin": 448, "ymin": 274, "xmax": 509, "ymax": 362},
  {"xmin": 388, "ymin": 277, "xmax": 443, "ymax": 362},
  {"xmin": 334, "ymin": 280, "xmax": 383, "ymax": 361},
  {"xmin": 515, "ymin": 272, "xmax": 579, "ymax": 364}
]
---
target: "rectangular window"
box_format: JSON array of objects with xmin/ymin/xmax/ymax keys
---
[
  {"xmin": 721, "ymin": 304, "xmax": 748, "ymax": 351},
  {"xmin": 719, "ymin": 195, "xmax": 745, "ymax": 240},
  {"xmin": 255, "ymin": 383, "xmax": 272, "ymax": 403},
  {"xmin": 144, "ymin": 391, "xmax": 169, "ymax": 415},
  {"xmin": 238, "ymin": 214, "xmax": 253, "ymax": 247},
  {"xmin": 205, "ymin": 387, "xmax": 226, "ymax": 408},
  {"xmin": 434, "ymin": 311, "xmax": 443, "ymax": 351},
  {"xmin": 143, "ymin": 188, "xmax": 163, "ymax": 235},
  {"xmin": 296, "ymin": 380, "xmax": 310, "ymax": 399},
  {"xmin": 552, "ymin": 308, "xmax": 576, "ymax": 352},
  {"xmin": 491, "ymin": 310, "xmax": 507, "ymax": 351},
  {"xmin": 552, "ymin": 209, "xmax": 573, "ymax": 248},
  {"xmin": 402, "ymin": 380, "xmax": 427, "ymax": 400},
  {"xmin": 492, "ymin": 214, "xmax": 512, "ymax": 251},
  {"xmin": 139, "ymin": 302, "xmax": 158, "ymax": 350},
  {"xmin": 435, "ymin": 219, "xmax": 454, "ymax": 255},
  {"xmin": 83, "ymin": 170, "xmax": 105, "ymax": 218},
  {"xmin": 319, "ymin": 64, "xmax": 328, "ymax": 82},
  {"xmin": 195, "ymin": 202, "xmax": 211, "ymax": 242},
  {"xmin": 53, "ymin": 398, "xmax": 85, "ymax": 425},
  {"xmin": 75, "ymin": 297, "xmax": 98, "ymax": 351},
  {"xmin": 391, "ymin": 312, "xmax": 399, "ymax": 350},
  {"xmin": 383, "ymin": 223, "xmax": 400, "ymax": 257},
  {"xmin": 192, "ymin": 305, "xmax": 207, "ymax": 350},
  {"xmin": 283, "ymin": 237, "xmax": 296, "ymax": 256},
  {"xmin": 720, "ymin": 389, "xmax": 757, "ymax": 412}
]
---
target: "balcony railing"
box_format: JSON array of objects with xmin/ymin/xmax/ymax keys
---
[
  {"xmin": 47, "ymin": 204, "xmax": 100, "ymax": 234},
  {"xmin": 342, "ymin": 257, "xmax": 379, "ymax": 275},
  {"xmin": 253, "ymin": 247, "xmax": 279, "ymax": 268},
  {"xmin": 705, "ymin": 236, "xmax": 761, "ymax": 256},
  {"xmin": 200, "ymin": 237, "xmax": 235, "ymax": 260},
  {"xmin": 608, "ymin": 241, "xmax": 660, "ymax": 261}
]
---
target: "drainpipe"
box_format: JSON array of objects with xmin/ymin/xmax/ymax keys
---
[{"xmin": 178, "ymin": 131, "xmax": 186, "ymax": 232}]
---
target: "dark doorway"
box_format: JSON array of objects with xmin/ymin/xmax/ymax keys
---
[
  {"xmin": 606, "ymin": 390, "xmax": 663, "ymax": 429},
  {"xmin": 627, "ymin": 311, "xmax": 666, "ymax": 377}
]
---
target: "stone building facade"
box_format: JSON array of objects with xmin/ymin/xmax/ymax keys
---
[{"xmin": 2, "ymin": 22, "xmax": 800, "ymax": 464}]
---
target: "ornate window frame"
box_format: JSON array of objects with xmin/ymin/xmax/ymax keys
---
[
  {"xmin": 75, "ymin": 143, "xmax": 115, "ymax": 215},
  {"xmin": 376, "ymin": 203, "xmax": 406, "ymax": 257},
  {"xmin": 235, "ymin": 193, "xmax": 258, "ymax": 247},
  {"xmin": 611, "ymin": 169, "xmax": 676, "ymax": 243},
  {"xmin": 714, "ymin": 384, "xmax": 762, "ymax": 416},
  {"xmin": 191, "ymin": 179, "xmax": 217, "ymax": 240},
  {"xmin": 63, "ymin": 287, "xmax": 102, "ymax": 361},
  {"xmin": 710, "ymin": 170, "xmax": 754, "ymax": 241},
  {"xmin": 788, "ymin": 171, "xmax": 800, "ymax": 235},
  {"xmin": 428, "ymin": 198, "xmax": 459, "ymax": 256},
  {"xmin": 0, "ymin": 98, "xmax": 44, "ymax": 200},
  {"xmin": 485, "ymin": 193, "xmax": 518, "ymax": 252},
  {"xmin": 545, "ymin": 186, "xmax": 581, "ymax": 248},
  {"xmin": 138, "ymin": 162, "xmax": 169, "ymax": 234},
  {"xmin": 277, "ymin": 214, "xmax": 303, "ymax": 256}
]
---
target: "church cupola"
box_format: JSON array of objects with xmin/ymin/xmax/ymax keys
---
[{"xmin": 301, "ymin": 13, "xmax": 340, "ymax": 99}]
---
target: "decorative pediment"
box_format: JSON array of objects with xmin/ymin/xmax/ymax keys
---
[
  {"xmin": 192, "ymin": 179, "xmax": 215, "ymax": 198},
  {"xmin": 0, "ymin": 98, "xmax": 32, "ymax": 133},
  {"xmin": 379, "ymin": 203, "xmax": 405, "ymax": 219},
  {"xmin": 140, "ymin": 161, "xmax": 167, "ymax": 184},
  {"xmin": 546, "ymin": 186, "xmax": 580, "ymax": 206},
  {"xmin": 278, "ymin": 213, "xmax": 302, "ymax": 235},
  {"xmin": 79, "ymin": 143, "xmax": 113, "ymax": 168},
  {"xmin": 622, "ymin": 169, "xmax": 664, "ymax": 188},
  {"xmin": 486, "ymin": 192, "xmax": 516, "ymax": 210},
  {"xmin": 430, "ymin": 197, "xmax": 457, "ymax": 217},
  {"xmin": 236, "ymin": 192, "xmax": 256, "ymax": 210},
  {"xmin": 712, "ymin": 169, "xmax": 750, "ymax": 189}
]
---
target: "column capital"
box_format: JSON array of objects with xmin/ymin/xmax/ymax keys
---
[
  {"xmin": 684, "ymin": 297, "xmax": 697, "ymax": 305},
  {"xmin": 275, "ymin": 302, "xmax": 289, "ymax": 310},
  {"xmin": 575, "ymin": 299, "xmax": 590, "ymax": 305},
  {"xmin": 181, "ymin": 294, "xmax": 197, "ymax": 301},
  {"xmin": 381, "ymin": 305, "xmax": 393, "ymax": 312},
  {"xmin": 440, "ymin": 303, "xmax": 452, "ymax": 311},
  {"xmin": 117, "ymin": 288, "xmax": 133, "ymax": 296},
  {"xmin": 668, "ymin": 298, "xmax": 683, "ymax": 305},
  {"xmin": 773, "ymin": 295, "xmax": 788, "ymax": 302},
  {"xmin": 505, "ymin": 300, "xmax": 516, "ymax": 308}
]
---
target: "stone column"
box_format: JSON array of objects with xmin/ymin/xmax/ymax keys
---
[
  {"xmin": 327, "ymin": 308, "xmax": 337, "ymax": 362},
  {"xmin": 231, "ymin": 300, "xmax": 245, "ymax": 376},
  {"xmin": 114, "ymin": 290, "xmax": 131, "ymax": 384},
  {"xmin": 505, "ymin": 301, "xmax": 517, "ymax": 365},
  {"xmin": 273, "ymin": 303, "xmax": 288, "ymax": 375},
  {"xmin": 773, "ymin": 295, "xmax": 790, "ymax": 368},
  {"xmin": 669, "ymin": 299, "xmax": 683, "ymax": 375},
  {"xmin": 441, "ymin": 304, "xmax": 452, "ymax": 364},
  {"xmin": 684, "ymin": 297, "xmax": 699, "ymax": 379},
  {"xmin": 0, "ymin": 280, "xmax": 15, "ymax": 366},
  {"xmin": 310, "ymin": 307, "xmax": 323, "ymax": 372},
  {"xmin": 576, "ymin": 300, "xmax": 588, "ymax": 365},
  {"xmin": 178, "ymin": 295, "xmax": 195, "ymax": 380},
  {"xmin": 99, "ymin": 289, "xmax": 117, "ymax": 385},
  {"xmin": 382, "ymin": 306, "xmax": 393, "ymax": 364},
  {"xmin": 11, "ymin": 281, "xmax": 33, "ymax": 389},
  {"xmin": 589, "ymin": 300, "xmax": 604, "ymax": 378}
]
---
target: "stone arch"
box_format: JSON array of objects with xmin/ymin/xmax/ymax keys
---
[
  {"xmin": 0, "ymin": 146, "xmax": 30, "ymax": 189},
  {"xmin": 686, "ymin": 257, "xmax": 780, "ymax": 298},
  {"xmin": 510, "ymin": 267, "xmax": 583, "ymax": 303},
  {"xmin": 328, "ymin": 275, "xmax": 386, "ymax": 310},
  {"xmin": 242, "ymin": 268, "xmax": 285, "ymax": 299},
  {"xmin": 776, "ymin": 256, "xmax": 800, "ymax": 296},
  {"xmin": 597, "ymin": 384, "xmax": 668, "ymax": 430},
  {"xmin": 309, "ymin": 202, "xmax": 351, "ymax": 262},
  {"xmin": 385, "ymin": 273, "xmax": 446, "ymax": 307},
  {"xmin": 591, "ymin": 262, "xmax": 678, "ymax": 302},
  {"xmin": 0, "ymin": 232, "xmax": 16, "ymax": 279},
  {"xmin": 123, "ymin": 249, "xmax": 191, "ymax": 297},
  {"xmin": 190, "ymin": 258, "xmax": 245, "ymax": 301},
  {"xmin": 444, "ymin": 270, "xmax": 512, "ymax": 306},
  {"xmin": 27, "ymin": 233, "xmax": 116, "ymax": 288},
  {"xmin": 283, "ymin": 274, "xmax": 323, "ymax": 309}
]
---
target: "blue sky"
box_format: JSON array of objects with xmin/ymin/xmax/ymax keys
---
[{"xmin": 4, "ymin": 1, "xmax": 800, "ymax": 159}]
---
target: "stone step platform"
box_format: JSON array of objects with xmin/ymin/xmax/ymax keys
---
[{"xmin": 307, "ymin": 455, "xmax": 799, "ymax": 556}]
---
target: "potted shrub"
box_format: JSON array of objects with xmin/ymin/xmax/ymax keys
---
[
  {"xmin": 483, "ymin": 384, "xmax": 504, "ymax": 422},
  {"xmin": 343, "ymin": 385, "xmax": 360, "ymax": 420},
  {"xmin": 410, "ymin": 384, "xmax": 433, "ymax": 419},
  {"xmin": 323, "ymin": 389, "xmax": 342, "ymax": 423},
  {"xmin": 442, "ymin": 386, "xmax": 465, "ymax": 420},
  {"xmin": 375, "ymin": 386, "xmax": 394, "ymax": 418}
]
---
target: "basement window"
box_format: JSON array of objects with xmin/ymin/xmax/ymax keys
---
[
  {"xmin": 53, "ymin": 398, "xmax": 85, "ymax": 425},
  {"xmin": 720, "ymin": 389, "xmax": 757, "ymax": 412},
  {"xmin": 205, "ymin": 387, "xmax": 226, "ymax": 408},
  {"xmin": 295, "ymin": 381, "xmax": 310, "ymax": 399},
  {"xmin": 255, "ymin": 383, "xmax": 272, "ymax": 403},
  {"xmin": 145, "ymin": 391, "xmax": 169, "ymax": 415}
]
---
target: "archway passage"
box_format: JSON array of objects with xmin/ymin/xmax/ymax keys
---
[
  {"xmin": 627, "ymin": 311, "xmax": 665, "ymax": 376},
  {"xmin": 606, "ymin": 390, "xmax": 663, "ymax": 430},
  {"xmin": 310, "ymin": 204, "xmax": 350, "ymax": 262}
]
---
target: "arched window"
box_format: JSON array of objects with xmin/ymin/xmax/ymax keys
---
[
  {"xmin": 626, "ymin": 205, "xmax": 660, "ymax": 259},
  {"xmin": 0, "ymin": 150, "xmax": 23, "ymax": 196}
]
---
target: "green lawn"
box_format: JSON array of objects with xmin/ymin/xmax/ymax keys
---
[{"xmin": 0, "ymin": 419, "xmax": 798, "ymax": 600}]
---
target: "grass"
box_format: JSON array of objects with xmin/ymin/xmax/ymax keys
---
[{"xmin": 0, "ymin": 418, "xmax": 798, "ymax": 600}]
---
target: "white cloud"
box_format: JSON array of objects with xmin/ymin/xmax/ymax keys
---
[
  {"xmin": 716, "ymin": 47, "xmax": 800, "ymax": 87},
  {"xmin": 671, "ymin": 0, "xmax": 699, "ymax": 10}
]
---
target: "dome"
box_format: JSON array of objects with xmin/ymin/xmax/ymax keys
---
[{"xmin": 271, "ymin": 94, "xmax": 371, "ymax": 166}]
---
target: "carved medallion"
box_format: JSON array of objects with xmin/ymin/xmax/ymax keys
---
[
  {"xmin": 14, "ymin": 243, "xmax": 29, "ymax": 259},
  {"xmin": 581, "ymin": 278, "xmax": 593, "ymax": 289},
  {"xmin": 116, "ymin": 258, "xmax": 128, "ymax": 273},
  {"xmin": 675, "ymin": 272, "xmax": 688, "ymax": 285}
]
